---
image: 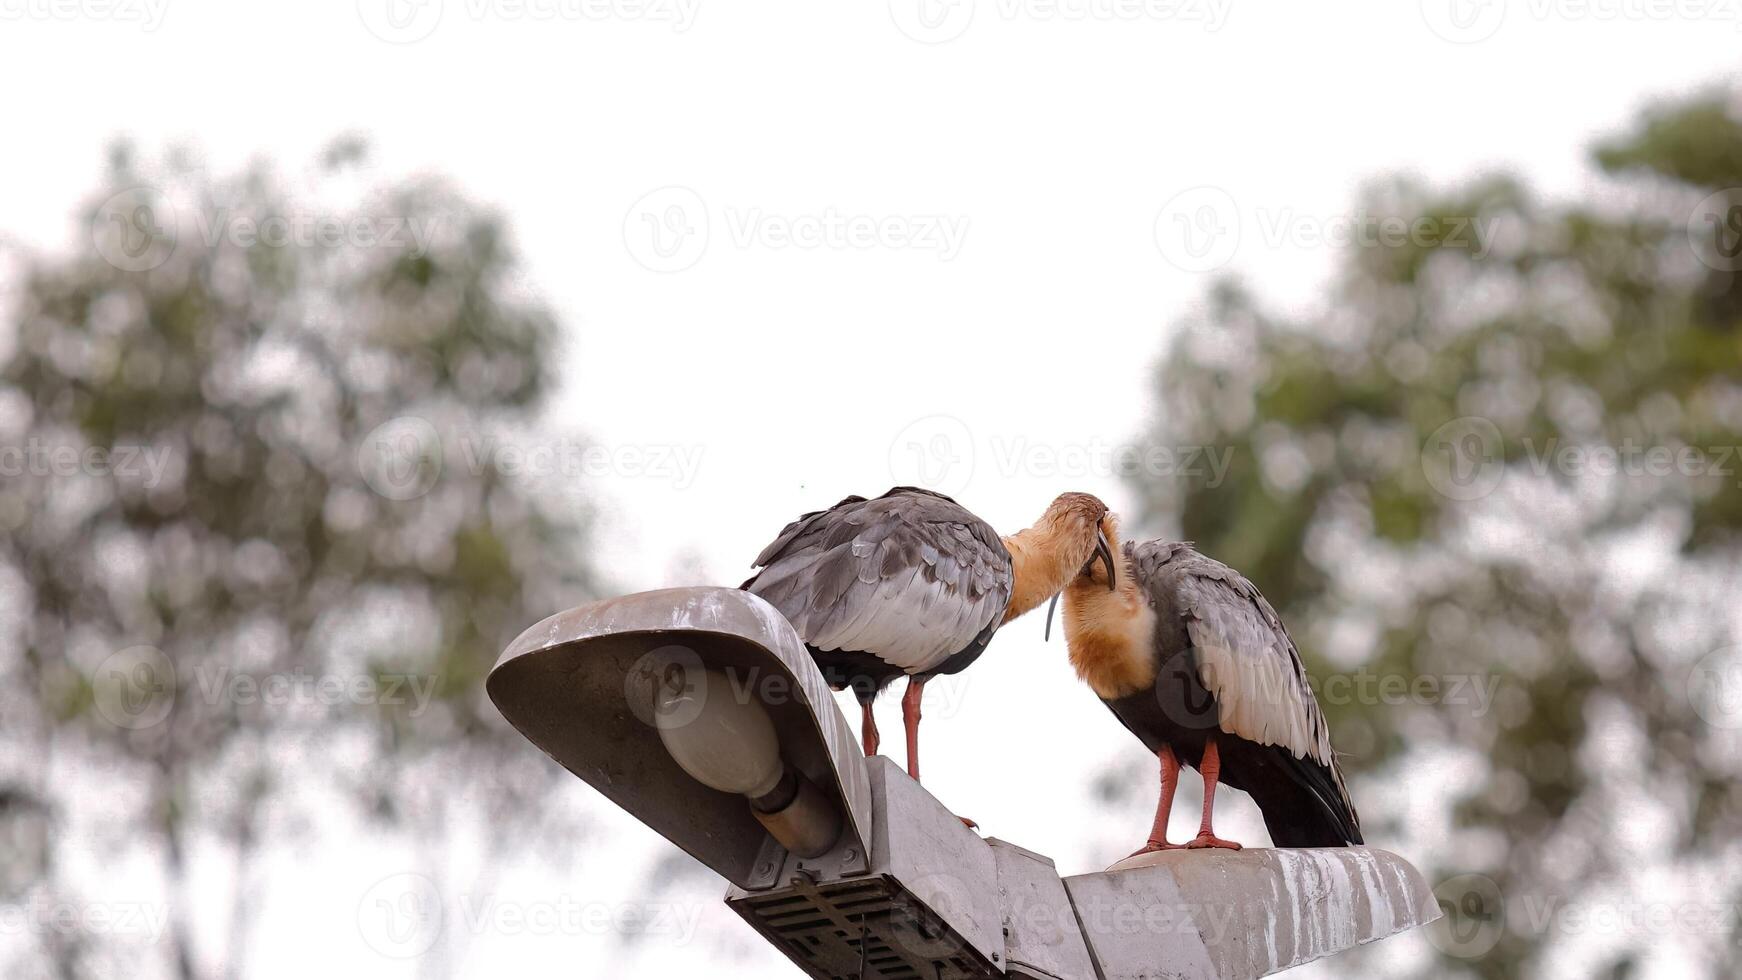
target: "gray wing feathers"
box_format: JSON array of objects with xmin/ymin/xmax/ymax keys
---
[
  {"xmin": 1130, "ymin": 541, "xmax": 1335, "ymax": 766},
  {"xmin": 745, "ymin": 489, "xmax": 1013, "ymax": 674}
]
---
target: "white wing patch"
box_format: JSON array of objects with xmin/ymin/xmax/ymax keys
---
[
  {"xmin": 805, "ymin": 567, "xmax": 990, "ymax": 673},
  {"xmin": 1181, "ymin": 576, "xmax": 1334, "ymax": 766}
]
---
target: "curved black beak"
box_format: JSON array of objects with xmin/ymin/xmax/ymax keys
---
[
  {"xmin": 1047, "ymin": 527, "xmax": 1116, "ymax": 642},
  {"xmin": 1094, "ymin": 527, "xmax": 1116, "ymax": 591}
]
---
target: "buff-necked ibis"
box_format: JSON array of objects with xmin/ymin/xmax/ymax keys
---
[
  {"xmin": 1060, "ymin": 516, "xmax": 1361, "ymax": 852},
  {"xmin": 744, "ymin": 487, "xmax": 1115, "ymax": 818}
]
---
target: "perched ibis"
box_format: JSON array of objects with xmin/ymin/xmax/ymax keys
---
[
  {"xmin": 1060, "ymin": 516, "xmax": 1362, "ymax": 852},
  {"xmin": 744, "ymin": 487, "xmax": 1114, "ymax": 816}
]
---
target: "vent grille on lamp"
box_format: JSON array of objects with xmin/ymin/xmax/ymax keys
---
[{"xmin": 729, "ymin": 874, "xmax": 1001, "ymax": 979}]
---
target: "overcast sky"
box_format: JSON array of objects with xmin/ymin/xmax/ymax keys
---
[{"xmin": 3, "ymin": 2, "xmax": 1737, "ymax": 976}]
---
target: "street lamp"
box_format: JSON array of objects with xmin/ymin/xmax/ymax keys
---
[{"xmin": 487, "ymin": 587, "xmax": 1441, "ymax": 979}]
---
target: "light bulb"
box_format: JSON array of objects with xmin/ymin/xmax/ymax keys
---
[{"xmin": 654, "ymin": 667, "xmax": 784, "ymax": 799}]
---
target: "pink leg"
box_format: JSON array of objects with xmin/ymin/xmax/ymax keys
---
[
  {"xmin": 1186, "ymin": 736, "xmax": 1242, "ymax": 850},
  {"xmin": 1130, "ymin": 745, "xmax": 1186, "ymax": 857},
  {"xmin": 903, "ymin": 677, "xmax": 976, "ymax": 829},
  {"xmin": 860, "ymin": 701, "xmax": 880, "ymax": 757},
  {"xmin": 901, "ymin": 678, "xmax": 925, "ymax": 781}
]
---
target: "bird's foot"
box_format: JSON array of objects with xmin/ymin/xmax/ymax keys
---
[
  {"xmin": 1184, "ymin": 832, "xmax": 1242, "ymax": 850},
  {"xmin": 957, "ymin": 815, "xmax": 979, "ymax": 831},
  {"xmin": 1128, "ymin": 840, "xmax": 1185, "ymax": 858}
]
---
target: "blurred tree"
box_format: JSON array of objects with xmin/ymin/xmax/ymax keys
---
[
  {"xmin": 1129, "ymin": 90, "xmax": 1742, "ymax": 977},
  {"xmin": 0, "ymin": 143, "xmax": 596, "ymax": 979}
]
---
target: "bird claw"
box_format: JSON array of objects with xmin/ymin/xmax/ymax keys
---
[
  {"xmin": 1185, "ymin": 833, "xmax": 1242, "ymax": 850},
  {"xmin": 958, "ymin": 816, "xmax": 979, "ymax": 830},
  {"xmin": 1128, "ymin": 840, "xmax": 1184, "ymax": 858}
]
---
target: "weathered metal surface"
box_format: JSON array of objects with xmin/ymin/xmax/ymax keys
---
[
  {"xmin": 486, "ymin": 587, "xmax": 872, "ymax": 890},
  {"xmin": 718, "ymin": 746, "xmax": 1439, "ymax": 978},
  {"xmin": 986, "ymin": 839, "xmax": 1097, "ymax": 980},
  {"xmin": 869, "ymin": 757, "xmax": 1005, "ymax": 970},
  {"xmin": 727, "ymin": 757, "xmax": 1005, "ymax": 979},
  {"xmin": 1072, "ymin": 847, "xmax": 1441, "ymax": 979}
]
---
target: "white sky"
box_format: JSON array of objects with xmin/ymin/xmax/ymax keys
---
[{"xmin": 3, "ymin": 1, "xmax": 1739, "ymax": 976}]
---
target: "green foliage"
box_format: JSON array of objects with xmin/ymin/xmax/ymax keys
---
[
  {"xmin": 0, "ymin": 143, "xmax": 596, "ymax": 978},
  {"xmin": 1133, "ymin": 93, "xmax": 1742, "ymax": 976}
]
